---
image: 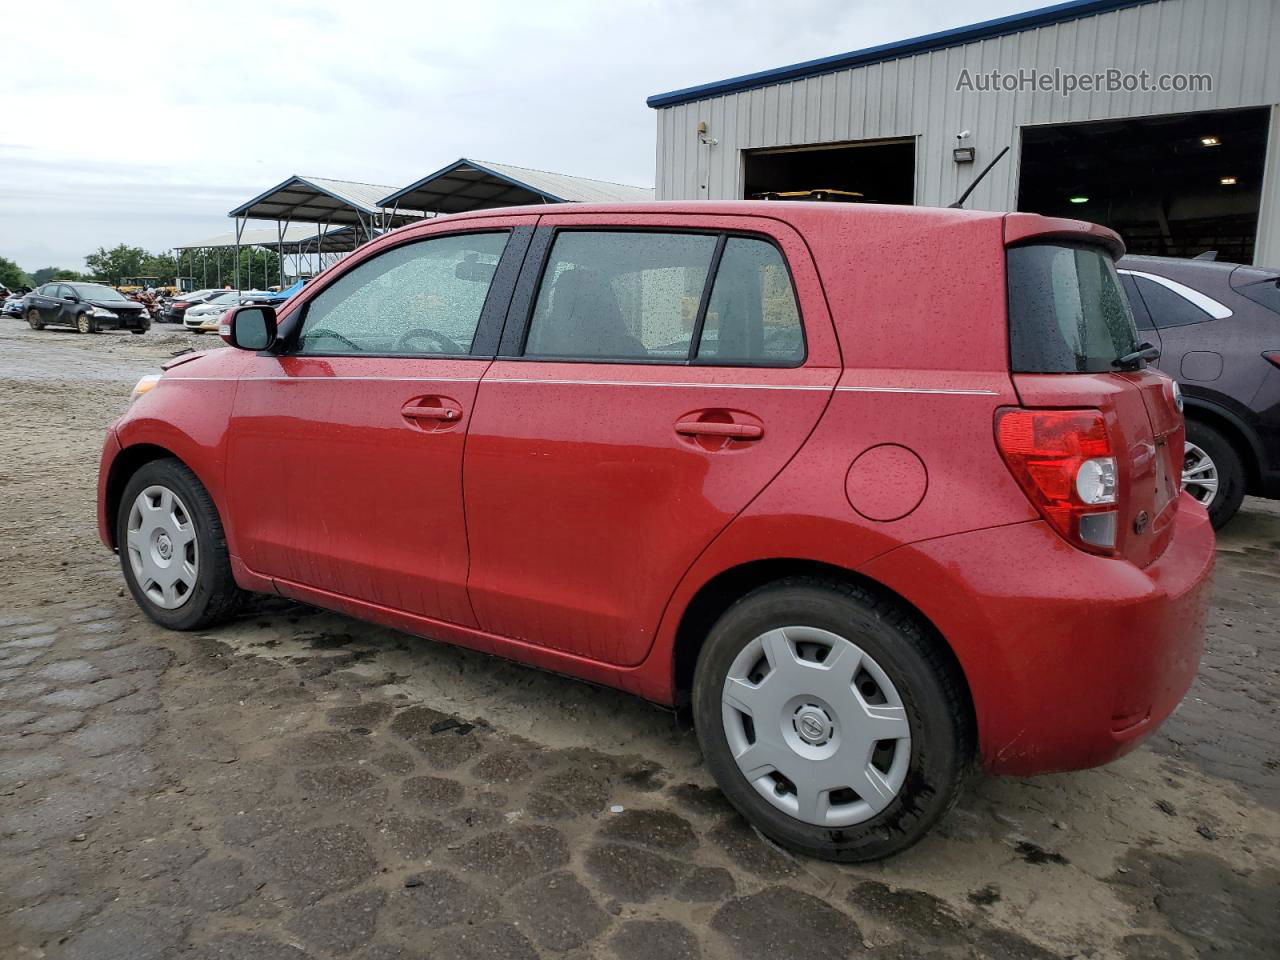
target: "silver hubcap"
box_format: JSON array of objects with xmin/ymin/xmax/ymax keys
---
[
  {"xmin": 1182, "ymin": 441, "xmax": 1219, "ymax": 506},
  {"xmin": 721, "ymin": 626, "xmax": 911, "ymax": 827},
  {"xmin": 126, "ymin": 485, "xmax": 198, "ymax": 609}
]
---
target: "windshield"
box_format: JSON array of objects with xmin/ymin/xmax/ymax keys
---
[
  {"xmin": 70, "ymin": 283, "xmax": 128, "ymax": 302},
  {"xmin": 1007, "ymin": 243, "xmax": 1139, "ymax": 373},
  {"xmin": 207, "ymin": 291, "xmax": 241, "ymax": 304}
]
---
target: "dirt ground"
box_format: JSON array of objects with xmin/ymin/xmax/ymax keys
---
[{"xmin": 0, "ymin": 321, "xmax": 1277, "ymax": 960}]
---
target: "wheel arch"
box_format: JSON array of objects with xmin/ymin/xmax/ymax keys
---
[
  {"xmin": 1182, "ymin": 398, "xmax": 1261, "ymax": 495},
  {"xmin": 669, "ymin": 558, "xmax": 976, "ymax": 735},
  {"xmin": 104, "ymin": 443, "xmax": 195, "ymax": 549}
]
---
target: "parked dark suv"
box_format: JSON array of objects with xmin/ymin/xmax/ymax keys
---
[
  {"xmin": 1117, "ymin": 255, "xmax": 1280, "ymax": 527},
  {"xmin": 25, "ymin": 282, "xmax": 151, "ymax": 334}
]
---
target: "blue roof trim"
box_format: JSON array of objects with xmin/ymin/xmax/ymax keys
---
[
  {"xmin": 646, "ymin": 0, "xmax": 1153, "ymax": 109},
  {"xmin": 379, "ymin": 158, "xmax": 565, "ymax": 209}
]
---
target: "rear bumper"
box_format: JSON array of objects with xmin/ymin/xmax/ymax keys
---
[{"xmin": 860, "ymin": 494, "xmax": 1214, "ymax": 775}]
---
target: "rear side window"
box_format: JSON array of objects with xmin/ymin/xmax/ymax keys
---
[
  {"xmin": 1130, "ymin": 276, "xmax": 1213, "ymax": 328},
  {"xmin": 525, "ymin": 232, "xmax": 716, "ymax": 361},
  {"xmin": 697, "ymin": 237, "xmax": 803, "ymax": 365},
  {"xmin": 1118, "ymin": 274, "xmax": 1154, "ymax": 330},
  {"xmin": 1007, "ymin": 243, "xmax": 1138, "ymax": 373},
  {"xmin": 523, "ymin": 230, "xmax": 804, "ymax": 365},
  {"xmin": 1237, "ymin": 276, "xmax": 1280, "ymax": 314}
]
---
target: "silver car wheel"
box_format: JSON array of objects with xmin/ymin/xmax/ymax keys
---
[
  {"xmin": 1182, "ymin": 441, "xmax": 1219, "ymax": 507},
  {"xmin": 721, "ymin": 626, "xmax": 912, "ymax": 828},
  {"xmin": 126, "ymin": 485, "xmax": 199, "ymax": 609}
]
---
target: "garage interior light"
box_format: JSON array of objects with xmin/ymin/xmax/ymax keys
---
[
  {"xmin": 1220, "ymin": 176, "xmax": 1238, "ymax": 185},
  {"xmin": 1200, "ymin": 136, "xmax": 1221, "ymax": 146},
  {"xmin": 1069, "ymin": 196, "xmax": 1089, "ymax": 204}
]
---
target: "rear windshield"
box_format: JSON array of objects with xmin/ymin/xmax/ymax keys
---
[
  {"xmin": 1237, "ymin": 276, "xmax": 1280, "ymax": 315},
  {"xmin": 1007, "ymin": 243, "xmax": 1139, "ymax": 373}
]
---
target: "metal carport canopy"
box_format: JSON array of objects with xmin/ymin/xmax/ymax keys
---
[
  {"xmin": 227, "ymin": 175, "xmax": 421, "ymax": 228},
  {"xmin": 174, "ymin": 223, "xmax": 358, "ymax": 254},
  {"xmin": 379, "ymin": 158, "xmax": 654, "ymax": 214}
]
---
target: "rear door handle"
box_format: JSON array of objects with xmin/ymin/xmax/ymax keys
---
[
  {"xmin": 401, "ymin": 400, "xmax": 462, "ymax": 422},
  {"xmin": 674, "ymin": 419, "xmax": 764, "ymax": 440}
]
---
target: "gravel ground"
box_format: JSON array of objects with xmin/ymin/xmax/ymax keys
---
[{"xmin": 0, "ymin": 321, "xmax": 1277, "ymax": 960}]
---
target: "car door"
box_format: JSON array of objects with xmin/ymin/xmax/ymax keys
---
[
  {"xmin": 32, "ymin": 284, "xmax": 62, "ymax": 323},
  {"xmin": 463, "ymin": 213, "xmax": 841, "ymax": 667},
  {"xmin": 225, "ymin": 218, "xmax": 534, "ymax": 627}
]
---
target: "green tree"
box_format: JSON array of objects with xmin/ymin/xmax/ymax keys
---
[
  {"xmin": 84, "ymin": 243, "xmax": 148, "ymax": 284},
  {"xmin": 142, "ymin": 252, "xmax": 179, "ymax": 284},
  {"xmin": 32, "ymin": 266, "xmax": 90, "ymax": 285},
  {"xmin": 0, "ymin": 256, "xmax": 32, "ymax": 289}
]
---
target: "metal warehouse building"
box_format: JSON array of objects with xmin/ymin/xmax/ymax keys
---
[{"xmin": 648, "ymin": 0, "xmax": 1280, "ymax": 265}]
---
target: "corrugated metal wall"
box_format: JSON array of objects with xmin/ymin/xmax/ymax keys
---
[{"xmin": 654, "ymin": 0, "xmax": 1280, "ymax": 264}]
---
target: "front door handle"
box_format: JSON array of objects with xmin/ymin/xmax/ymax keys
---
[
  {"xmin": 674, "ymin": 419, "xmax": 764, "ymax": 440},
  {"xmin": 401, "ymin": 399, "xmax": 463, "ymax": 423}
]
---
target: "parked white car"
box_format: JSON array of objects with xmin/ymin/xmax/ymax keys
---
[{"xmin": 184, "ymin": 292, "xmax": 258, "ymax": 332}]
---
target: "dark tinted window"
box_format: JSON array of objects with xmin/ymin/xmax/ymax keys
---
[
  {"xmin": 1131, "ymin": 276, "xmax": 1213, "ymax": 328},
  {"xmin": 1007, "ymin": 243, "xmax": 1138, "ymax": 373},
  {"xmin": 1118, "ymin": 274, "xmax": 1154, "ymax": 330},
  {"xmin": 297, "ymin": 232, "xmax": 507, "ymax": 356},
  {"xmin": 696, "ymin": 237, "xmax": 804, "ymax": 365},
  {"xmin": 1237, "ymin": 276, "xmax": 1280, "ymax": 314},
  {"xmin": 526, "ymin": 232, "xmax": 716, "ymax": 361}
]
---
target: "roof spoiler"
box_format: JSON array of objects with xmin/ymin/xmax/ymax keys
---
[{"xmin": 1004, "ymin": 213, "xmax": 1126, "ymax": 260}]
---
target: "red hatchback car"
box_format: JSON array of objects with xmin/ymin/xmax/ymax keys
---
[{"xmin": 98, "ymin": 202, "xmax": 1214, "ymax": 860}]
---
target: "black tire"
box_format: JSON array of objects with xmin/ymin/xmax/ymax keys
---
[
  {"xmin": 692, "ymin": 577, "xmax": 972, "ymax": 862},
  {"xmin": 76, "ymin": 312, "xmax": 96, "ymax": 334},
  {"xmin": 131, "ymin": 322, "xmax": 150, "ymax": 335},
  {"xmin": 26, "ymin": 308, "xmax": 44, "ymax": 330},
  {"xmin": 1184, "ymin": 420, "xmax": 1245, "ymax": 529},
  {"xmin": 116, "ymin": 458, "xmax": 246, "ymax": 630}
]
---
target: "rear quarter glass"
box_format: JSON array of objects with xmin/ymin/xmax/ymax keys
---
[{"xmin": 1007, "ymin": 243, "xmax": 1139, "ymax": 373}]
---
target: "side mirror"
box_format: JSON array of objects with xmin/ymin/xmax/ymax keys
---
[
  {"xmin": 222, "ymin": 305, "xmax": 278, "ymax": 351},
  {"xmin": 65, "ymin": 294, "xmax": 80, "ymax": 303}
]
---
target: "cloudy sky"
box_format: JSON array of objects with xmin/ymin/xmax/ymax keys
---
[{"xmin": 2, "ymin": 0, "xmax": 1042, "ymax": 271}]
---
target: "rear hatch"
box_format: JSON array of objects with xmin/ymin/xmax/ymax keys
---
[{"xmin": 1003, "ymin": 227, "xmax": 1183, "ymax": 568}]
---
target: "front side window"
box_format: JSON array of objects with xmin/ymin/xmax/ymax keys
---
[
  {"xmin": 1007, "ymin": 243, "xmax": 1138, "ymax": 373},
  {"xmin": 296, "ymin": 232, "xmax": 508, "ymax": 356},
  {"xmin": 697, "ymin": 237, "xmax": 804, "ymax": 365},
  {"xmin": 525, "ymin": 232, "xmax": 716, "ymax": 361}
]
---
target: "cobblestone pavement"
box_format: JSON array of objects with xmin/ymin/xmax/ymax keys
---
[{"xmin": 1, "ymin": 324, "xmax": 1277, "ymax": 959}]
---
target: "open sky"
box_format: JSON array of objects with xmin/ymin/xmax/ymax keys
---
[{"xmin": 1, "ymin": 0, "xmax": 1043, "ymax": 271}]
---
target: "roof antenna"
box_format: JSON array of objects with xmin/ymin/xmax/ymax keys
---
[{"xmin": 949, "ymin": 145, "xmax": 1010, "ymax": 209}]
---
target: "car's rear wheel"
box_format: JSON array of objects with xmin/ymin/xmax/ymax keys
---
[
  {"xmin": 116, "ymin": 458, "xmax": 246, "ymax": 630},
  {"xmin": 26, "ymin": 308, "xmax": 44, "ymax": 330},
  {"xmin": 692, "ymin": 577, "xmax": 972, "ymax": 862},
  {"xmin": 76, "ymin": 312, "xmax": 96, "ymax": 334},
  {"xmin": 1183, "ymin": 420, "xmax": 1245, "ymax": 529}
]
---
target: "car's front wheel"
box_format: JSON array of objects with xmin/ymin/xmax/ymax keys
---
[
  {"xmin": 116, "ymin": 458, "xmax": 246, "ymax": 630},
  {"xmin": 25, "ymin": 308, "xmax": 44, "ymax": 330},
  {"xmin": 1183, "ymin": 420, "xmax": 1245, "ymax": 529},
  {"xmin": 693, "ymin": 578, "xmax": 972, "ymax": 862},
  {"xmin": 76, "ymin": 312, "xmax": 97, "ymax": 334}
]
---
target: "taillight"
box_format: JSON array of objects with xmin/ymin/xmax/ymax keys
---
[
  {"xmin": 174, "ymin": 301, "xmax": 190, "ymax": 309},
  {"xmin": 995, "ymin": 408, "xmax": 1119, "ymax": 555},
  {"xmin": 1264, "ymin": 351, "xmax": 1280, "ymax": 369}
]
